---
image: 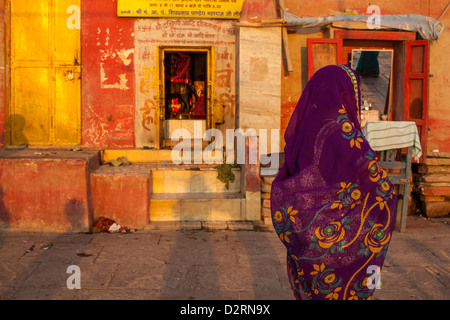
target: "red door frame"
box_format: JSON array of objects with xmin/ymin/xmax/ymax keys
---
[
  {"xmin": 404, "ymin": 40, "xmax": 429, "ymax": 162},
  {"xmin": 331, "ymin": 30, "xmax": 428, "ymax": 163},
  {"xmin": 334, "ymin": 29, "xmax": 416, "ymax": 41},
  {"xmin": 307, "ymin": 38, "xmax": 343, "ymax": 79}
]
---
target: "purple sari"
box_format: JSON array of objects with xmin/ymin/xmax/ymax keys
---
[{"xmin": 271, "ymin": 65, "xmax": 397, "ymax": 300}]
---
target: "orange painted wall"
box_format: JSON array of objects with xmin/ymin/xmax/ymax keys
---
[
  {"xmin": 282, "ymin": 0, "xmax": 450, "ymax": 153},
  {"xmin": 0, "ymin": 0, "xmax": 5, "ymax": 148},
  {"xmin": 427, "ymin": 3, "xmax": 450, "ymax": 153}
]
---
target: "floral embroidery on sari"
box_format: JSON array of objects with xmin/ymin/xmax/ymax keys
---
[
  {"xmin": 331, "ymin": 181, "xmax": 362, "ymax": 210},
  {"xmin": 338, "ymin": 105, "xmax": 364, "ymax": 149}
]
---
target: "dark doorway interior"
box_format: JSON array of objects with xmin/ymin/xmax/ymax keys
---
[{"xmin": 164, "ymin": 51, "xmax": 207, "ymax": 120}]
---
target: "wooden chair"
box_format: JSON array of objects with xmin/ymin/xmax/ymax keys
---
[{"xmin": 377, "ymin": 147, "xmax": 413, "ymax": 233}]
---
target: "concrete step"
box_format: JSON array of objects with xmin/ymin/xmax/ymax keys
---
[
  {"xmin": 91, "ymin": 163, "xmax": 241, "ymax": 193},
  {"xmin": 102, "ymin": 148, "xmax": 224, "ymax": 165},
  {"xmin": 0, "ymin": 148, "xmax": 258, "ymax": 232},
  {"xmin": 150, "ymin": 192, "xmax": 245, "ymax": 222},
  {"xmin": 0, "ymin": 149, "xmax": 101, "ymax": 232},
  {"xmin": 151, "ymin": 165, "xmax": 240, "ymax": 194},
  {"xmin": 145, "ymin": 220, "xmax": 256, "ymax": 231},
  {"xmin": 90, "ymin": 163, "xmax": 244, "ymax": 227}
]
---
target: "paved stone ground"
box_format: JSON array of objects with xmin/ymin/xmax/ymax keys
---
[{"xmin": 0, "ymin": 215, "xmax": 448, "ymax": 300}]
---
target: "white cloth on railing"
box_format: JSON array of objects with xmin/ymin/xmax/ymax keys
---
[{"xmin": 362, "ymin": 121, "xmax": 422, "ymax": 161}]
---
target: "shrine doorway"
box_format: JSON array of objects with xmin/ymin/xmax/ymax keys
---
[{"xmin": 157, "ymin": 47, "xmax": 216, "ymax": 149}]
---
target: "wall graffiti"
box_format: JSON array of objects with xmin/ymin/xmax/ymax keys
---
[
  {"xmin": 134, "ymin": 18, "xmax": 236, "ymax": 148},
  {"xmin": 109, "ymin": 105, "xmax": 135, "ymax": 147},
  {"xmin": 140, "ymin": 99, "xmax": 156, "ymax": 131},
  {"xmin": 139, "ymin": 66, "xmax": 157, "ymax": 94},
  {"xmin": 218, "ymin": 93, "xmax": 235, "ymax": 118},
  {"xmin": 216, "ymin": 63, "xmax": 233, "ymax": 88}
]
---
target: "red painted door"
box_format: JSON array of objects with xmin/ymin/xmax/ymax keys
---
[
  {"xmin": 307, "ymin": 39, "xmax": 343, "ymax": 79},
  {"xmin": 404, "ymin": 40, "xmax": 429, "ymax": 162}
]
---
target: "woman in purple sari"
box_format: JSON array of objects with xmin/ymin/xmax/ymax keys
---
[{"xmin": 271, "ymin": 65, "xmax": 396, "ymax": 300}]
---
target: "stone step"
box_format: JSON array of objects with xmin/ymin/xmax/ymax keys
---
[
  {"xmin": 145, "ymin": 220, "xmax": 256, "ymax": 231},
  {"xmin": 151, "ymin": 165, "xmax": 241, "ymax": 194},
  {"xmin": 91, "ymin": 163, "xmax": 241, "ymax": 194},
  {"xmin": 150, "ymin": 193, "xmax": 245, "ymax": 222},
  {"xmin": 102, "ymin": 148, "xmax": 224, "ymax": 164},
  {"xmin": 0, "ymin": 149, "xmax": 101, "ymax": 232},
  {"xmin": 90, "ymin": 163, "xmax": 244, "ymax": 227},
  {"xmin": 150, "ymin": 192, "xmax": 245, "ymax": 200}
]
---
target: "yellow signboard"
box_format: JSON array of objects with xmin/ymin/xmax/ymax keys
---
[{"xmin": 118, "ymin": 0, "xmax": 245, "ymax": 19}]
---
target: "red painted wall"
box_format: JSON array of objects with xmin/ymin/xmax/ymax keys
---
[
  {"xmin": 283, "ymin": 0, "xmax": 431, "ymax": 16},
  {"xmin": 240, "ymin": 0, "xmax": 279, "ymax": 21},
  {"xmin": 91, "ymin": 171, "xmax": 150, "ymax": 229},
  {"xmin": 0, "ymin": 152, "xmax": 100, "ymax": 232},
  {"xmin": 81, "ymin": 0, "xmax": 135, "ymax": 149}
]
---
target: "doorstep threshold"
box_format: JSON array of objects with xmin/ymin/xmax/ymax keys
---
[{"xmin": 150, "ymin": 192, "xmax": 245, "ymax": 200}]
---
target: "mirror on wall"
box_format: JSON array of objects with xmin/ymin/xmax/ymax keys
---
[{"xmin": 351, "ymin": 49, "xmax": 394, "ymax": 121}]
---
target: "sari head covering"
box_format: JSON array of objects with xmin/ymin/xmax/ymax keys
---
[{"xmin": 271, "ymin": 65, "xmax": 397, "ymax": 300}]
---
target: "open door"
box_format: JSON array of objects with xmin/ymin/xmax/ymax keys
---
[
  {"xmin": 404, "ymin": 40, "xmax": 429, "ymax": 162},
  {"xmin": 307, "ymin": 39, "xmax": 343, "ymax": 79},
  {"xmin": 156, "ymin": 46, "xmax": 215, "ymax": 149}
]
